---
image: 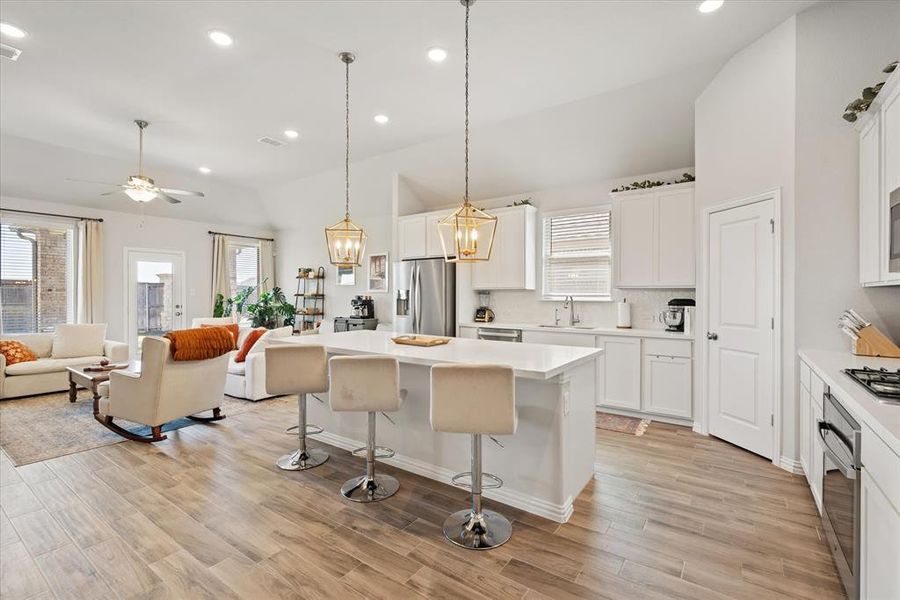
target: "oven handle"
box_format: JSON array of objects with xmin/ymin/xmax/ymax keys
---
[{"xmin": 817, "ymin": 420, "xmax": 858, "ymax": 479}]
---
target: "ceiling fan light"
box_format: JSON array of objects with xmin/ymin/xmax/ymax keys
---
[{"xmin": 124, "ymin": 187, "xmax": 157, "ymax": 203}]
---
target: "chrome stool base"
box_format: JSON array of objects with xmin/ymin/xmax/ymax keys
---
[
  {"xmin": 275, "ymin": 447, "xmax": 329, "ymax": 471},
  {"xmin": 442, "ymin": 508, "xmax": 512, "ymax": 550},
  {"xmin": 340, "ymin": 473, "xmax": 399, "ymax": 503}
]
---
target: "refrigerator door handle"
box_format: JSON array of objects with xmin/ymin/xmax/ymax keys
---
[
  {"xmin": 414, "ymin": 264, "xmax": 423, "ymax": 334},
  {"xmin": 408, "ymin": 263, "xmax": 417, "ymax": 334}
]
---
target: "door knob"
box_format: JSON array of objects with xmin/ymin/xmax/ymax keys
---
[
  {"xmin": 707, "ymin": 332, "xmax": 718, "ymax": 340},
  {"xmin": 175, "ymin": 311, "xmax": 183, "ymax": 316}
]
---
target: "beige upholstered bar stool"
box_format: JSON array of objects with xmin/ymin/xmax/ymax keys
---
[
  {"xmin": 265, "ymin": 345, "xmax": 329, "ymax": 471},
  {"xmin": 431, "ymin": 364, "xmax": 517, "ymax": 550},
  {"xmin": 329, "ymin": 355, "xmax": 405, "ymax": 502}
]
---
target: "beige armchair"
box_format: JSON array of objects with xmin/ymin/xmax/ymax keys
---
[{"xmin": 95, "ymin": 336, "xmax": 228, "ymax": 442}]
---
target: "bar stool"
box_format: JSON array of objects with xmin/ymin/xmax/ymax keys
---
[
  {"xmin": 329, "ymin": 355, "xmax": 404, "ymax": 502},
  {"xmin": 430, "ymin": 364, "xmax": 517, "ymax": 550},
  {"xmin": 265, "ymin": 345, "xmax": 329, "ymax": 471}
]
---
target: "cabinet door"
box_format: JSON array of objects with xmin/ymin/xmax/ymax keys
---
[
  {"xmin": 860, "ymin": 469, "xmax": 900, "ymax": 600},
  {"xmin": 426, "ymin": 212, "xmax": 449, "ymax": 258},
  {"xmin": 458, "ymin": 326, "xmax": 478, "ymax": 339},
  {"xmin": 799, "ymin": 385, "xmax": 810, "ymax": 480},
  {"xmin": 596, "ymin": 336, "xmax": 641, "ymax": 411},
  {"xmin": 521, "ymin": 330, "xmax": 595, "ymax": 347},
  {"xmin": 399, "ymin": 216, "xmax": 426, "ymax": 259},
  {"xmin": 471, "ymin": 207, "xmax": 534, "ymax": 290},
  {"xmin": 880, "ymin": 85, "xmax": 900, "ymax": 283},
  {"xmin": 810, "ymin": 396, "xmax": 824, "ymax": 513},
  {"xmin": 641, "ymin": 354, "xmax": 691, "ymax": 418},
  {"xmin": 860, "ymin": 115, "xmax": 882, "ymax": 285},
  {"xmin": 614, "ymin": 194, "xmax": 654, "ymax": 287},
  {"xmin": 655, "ymin": 189, "xmax": 695, "ymax": 286}
]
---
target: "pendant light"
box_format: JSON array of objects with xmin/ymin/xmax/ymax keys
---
[
  {"xmin": 438, "ymin": 0, "xmax": 497, "ymax": 263},
  {"xmin": 325, "ymin": 52, "xmax": 367, "ymax": 267}
]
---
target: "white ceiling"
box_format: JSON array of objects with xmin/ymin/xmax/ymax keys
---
[{"xmin": 0, "ymin": 0, "xmax": 816, "ymax": 193}]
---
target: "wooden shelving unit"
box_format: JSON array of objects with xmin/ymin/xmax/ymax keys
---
[{"xmin": 294, "ymin": 266, "xmax": 325, "ymax": 333}]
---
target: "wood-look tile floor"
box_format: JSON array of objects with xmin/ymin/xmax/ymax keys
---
[{"xmin": 0, "ymin": 397, "xmax": 846, "ymax": 599}]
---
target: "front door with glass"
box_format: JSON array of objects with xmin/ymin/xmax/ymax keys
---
[{"xmin": 125, "ymin": 249, "xmax": 185, "ymax": 356}]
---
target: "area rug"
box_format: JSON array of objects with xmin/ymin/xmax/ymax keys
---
[
  {"xmin": 595, "ymin": 411, "xmax": 651, "ymax": 436},
  {"xmin": 0, "ymin": 390, "xmax": 269, "ymax": 466}
]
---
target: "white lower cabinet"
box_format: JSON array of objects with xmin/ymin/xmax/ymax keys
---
[
  {"xmin": 642, "ymin": 354, "xmax": 692, "ymax": 418},
  {"xmin": 809, "ymin": 392, "xmax": 823, "ymax": 512},
  {"xmin": 860, "ymin": 468, "xmax": 900, "ymax": 600},
  {"xmin": 596, "ymin": 336, "xmax": 642, "ymax": 411},
  {"xmin": 522, "ymin": 330, "xmax": 596, "ymax": 347},
  {"xmin": 458, "ymin": 326, "xmax": 477, "ymax": 339},
  {"xmin": 799, "ymin": 382, "xmax": 810, "ymax": 478}
]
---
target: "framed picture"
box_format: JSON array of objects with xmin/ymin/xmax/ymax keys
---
[
  {"xmin": 336, "ymin": 265, "xmax": 356, "ymax": 286},
  {"xmin": 367, "ymin": 253, "xmax": 389, "ymax": 293}
]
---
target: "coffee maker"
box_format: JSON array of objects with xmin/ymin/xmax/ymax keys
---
[
  {"xmin": 351, "ymin": 296, "xmax": 375, "ymax": 319},
  {"xmin": 660, "ymin": 298, "xmax": 695, "ymax": 332}
]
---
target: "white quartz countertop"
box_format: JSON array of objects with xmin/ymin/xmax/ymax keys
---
[
  {"xmin": 277, "ymin": 330, "xmax": 601, "ymax": 380},
  {"xmin": 799, "ymin": 349, "xmax": 900, "ymax": 455},
  {"xmin": 459, "ymin": 321, "xmax": 693, "ymax": 340}
]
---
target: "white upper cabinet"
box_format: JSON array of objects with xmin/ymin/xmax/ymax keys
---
[
  {"xmin": 398, "ymin": 214, "xmax": 427, "ymax": 259},
  {"xmin": 612, "ymin": 183, "xmax": 695, "ymax": 288},
  {"xmin": 471, "ymin": 205, "xmax": 536, "ymax": 290},
  {"xmin": 857, "ymin": 67, "xmax": 899, "ymax": 286},
  {"xmin": 425, "ymin": 212, "xmax": 449, "ymax": 258}
]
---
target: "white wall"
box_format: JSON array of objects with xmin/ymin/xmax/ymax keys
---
[
  {"xmin": 694, "ymin": 17, "xmax": 798, "ymax": 461},
  {"xmin": 794, "ymin": 1, "xmax": 900, "ymax": 349},
  {"xmin": 0, "ymin": 196, "xmax": 274, "ymax": 342}
]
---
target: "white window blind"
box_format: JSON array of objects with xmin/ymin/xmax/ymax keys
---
[
  {"xmin": 227, "ymin": 242, "xmax": 260, "ymax": 300},
  {"xmin": 0, "ymin": 219, "xmax": 76, "ymax": 333},
  {"xmin": 542, "ymin": 210, "xmax": 612, "ymax": 300}
]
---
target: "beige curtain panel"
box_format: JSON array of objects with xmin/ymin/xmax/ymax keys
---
[
  {"xmin": 259, "ymin": 239, "xmax": 276, "ymax": 291},
  {"xmin": 210, "ymin": 234, "xmax": 230, "ymax": 313},
  {"xmin": 76, "ymin": 220, "xmax": 104, "ymax": 324}
]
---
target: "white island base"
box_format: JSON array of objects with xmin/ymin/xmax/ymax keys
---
[{"xmin": 275, "ymin": 331, "xmax": 601, "ymax": 523}]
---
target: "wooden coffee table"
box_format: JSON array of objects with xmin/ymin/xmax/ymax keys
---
[{"xmin": 67, "ymin": 364, "xmax": 136, "ymax": 414}]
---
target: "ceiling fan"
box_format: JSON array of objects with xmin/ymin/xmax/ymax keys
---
[{"xmin": 67, "ymin": 120, "xmax": 205, "ymax": 204}]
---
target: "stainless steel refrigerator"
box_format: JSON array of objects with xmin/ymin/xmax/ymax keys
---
[{"xmin": 393, "ymin": 258, "xmax": 456, "ymax": 336}]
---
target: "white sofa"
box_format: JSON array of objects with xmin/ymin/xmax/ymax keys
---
[
  {"xmin": 96, "ymin": 336, "xmax": 228, "ymax": 442},
  {"xmin": 191, "ymin": 318, "xmax": 292, "ymax": 401},
  {"xmin": 0, "ymin": 330, "xmax": 129, "ymax": 400}
]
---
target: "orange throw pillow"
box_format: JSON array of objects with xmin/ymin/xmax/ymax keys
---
[
  {"xmin": 0, "ymin": 340, "xmax": 38, "ymax": 366},
  {"xmin": 164, "ymin": 327, "xmax": 234, "ymax": 361},
  {"xmin": 201, "ymin": 323, "xmax": 239, "ymax": 349},
  {"xmin": 235, "ymin": 328, "xmax": 267, "ymax": 363}
]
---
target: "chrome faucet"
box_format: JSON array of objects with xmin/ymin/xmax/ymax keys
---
[{"xmin": 563, "ymin": 296, "xmax": 580, "ymax": 326}]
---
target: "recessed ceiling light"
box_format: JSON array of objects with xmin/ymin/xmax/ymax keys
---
[
  {"xmin": 198, "ymin": 166, "xmax": 211, "ymax": 174},
  {"xmin": 427, "ymin": 46, "xmax": 447, "ymax": 63},
  {"xmin": 207, "ymin": 30, "xmax": 233, "ymax": 46},
  {"xmin": 374, "ymin": 114, "xmax": 390, "ymax": 125},
  {"xmin": 0, "ymin": 22, "xmax": 27, "ymax": 39},
  {"xmin": 284, "ymin": 129, "xmax": 299, "ymax": 139},
  {"xmin": 697, "ymin": 0, "xmax": 724, "ymax": 13}
]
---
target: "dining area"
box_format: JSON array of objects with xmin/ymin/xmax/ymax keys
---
[{"xmin": 264, "ymin": 330, "xmax": 601, "ymax": 549}]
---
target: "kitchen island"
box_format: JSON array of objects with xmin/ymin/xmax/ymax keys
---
[{"xmin": 275, "ymin": 330, "xmax": 601, "ymax": 522}]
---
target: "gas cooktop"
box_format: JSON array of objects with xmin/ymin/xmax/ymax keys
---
[{"xmin": 843, "ymin": 367, "xmax": 900, "ymax": 403}]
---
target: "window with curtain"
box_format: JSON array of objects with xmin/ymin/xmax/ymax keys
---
[
  {"xmin": 0, "ymin": 217, "xmax": 76, "ymax": 333},
  {"xmin": 226, "ymin": 241, "xmax": 260, "ymax": 301},
  {"xmin": 542, "ymin": 209, "xmax": 612, "ymax": 300}
]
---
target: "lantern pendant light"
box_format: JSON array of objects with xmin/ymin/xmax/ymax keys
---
[
  {"xmin": 438, "ymin": 0, "xmax": 497, "ymax": 263},
  {"xmin": 325, "ymin": 52, "xmax": 367, "ymax": 267}
]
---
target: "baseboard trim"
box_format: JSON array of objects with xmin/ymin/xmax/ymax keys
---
[
  {"xmin": 596, "ymin": 405, "xmax": 693, "ymax": 428},
  {"xmin": 778, "ymin": 456, "xmax": 804, "ymax": 475},
  {"xmin": 314, "ymin": 431, "xmax": 573, "ymax": 523}
]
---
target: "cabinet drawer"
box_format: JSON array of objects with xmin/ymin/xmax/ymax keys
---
[
  {"xmin": 799, "ymin": 360, "xmax": 811, "ymax": 392},
  {"xmin": 643, "ymin": 338, "xmax": 692, "ymax": 358},
  {"xmin": 862, "ymin": 425, "xmax": 900, "ymax": 514},
  {"xmin": 522, "ymin": 330, "xmax": 595, "ymax": 348}
]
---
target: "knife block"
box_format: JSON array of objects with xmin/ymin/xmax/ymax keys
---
[{"xmin": 852, "ymin": 325, "xmax": 900, "ymax": 358}]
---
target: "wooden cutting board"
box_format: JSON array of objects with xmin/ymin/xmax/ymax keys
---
[{"xmin": 391, "ymin": 335, "xmax": 451, "ymax": 347}]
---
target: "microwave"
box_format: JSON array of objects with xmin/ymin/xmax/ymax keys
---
[{"xmin": 891, "ymin": 186, "xmax": 900, "ymax": 273}]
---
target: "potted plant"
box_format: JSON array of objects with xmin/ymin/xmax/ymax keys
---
[{"xmin": 244, "ymin": 279, "xmax": 295, "ymax": 329}]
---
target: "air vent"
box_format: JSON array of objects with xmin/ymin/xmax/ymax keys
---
[
  {"xmin": 0, "ymin": 43, "xmax": 22, "ymax": 61},
  {"xmin": 257, "ymin": 136, "xmax": 285, "ymax": 147}
]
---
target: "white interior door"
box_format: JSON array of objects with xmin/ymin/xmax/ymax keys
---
[
  {"xmin": 125, "ymin": 248, "xmax": 185, "ymax": 356},
  {"xmin": 706, "ymin": 198, "xmax": 776, "ymax": 458}
]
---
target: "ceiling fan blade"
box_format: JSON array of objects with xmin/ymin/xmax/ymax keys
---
[
  {"xmin": 157, "ymin": 192, "xmax": 182, "ymax": 204},
  {"xmin": 66, "ymin": 178, "xmax": 125, "ymax": 187},
  {"xmin": 159, "ymin": 187, "xmax": 205, "ymax": 197}
]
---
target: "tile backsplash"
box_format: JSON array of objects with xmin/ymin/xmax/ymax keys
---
[{"xmin": 481, "ymin": 288, "xmax": 696, "ymax": 329}]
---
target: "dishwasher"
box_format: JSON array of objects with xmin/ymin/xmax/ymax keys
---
[{"xmin": 477, "ymin": 327, "xmax": 522, "ymax": 342}]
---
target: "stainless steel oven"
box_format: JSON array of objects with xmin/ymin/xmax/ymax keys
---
[
  {"xmin": 818, "ymin": 385, "xmax": 862, "ymax": 599},
  {"xmin": 890, "ymin": 186, "xmax": 900, "ymax": 273}
]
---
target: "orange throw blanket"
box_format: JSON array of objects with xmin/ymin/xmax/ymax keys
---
[{"xmin": 164, "ymin": 327, "xmax": 234, "ymax": 361}]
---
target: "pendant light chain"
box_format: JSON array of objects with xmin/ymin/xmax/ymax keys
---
[
  {"xmin": 463, "ymin": 0, "xmax": 470, "ymax": 204},
  {"xmin": 345, "ymin": 58, "xmax": 351, "ymax": 220}
]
